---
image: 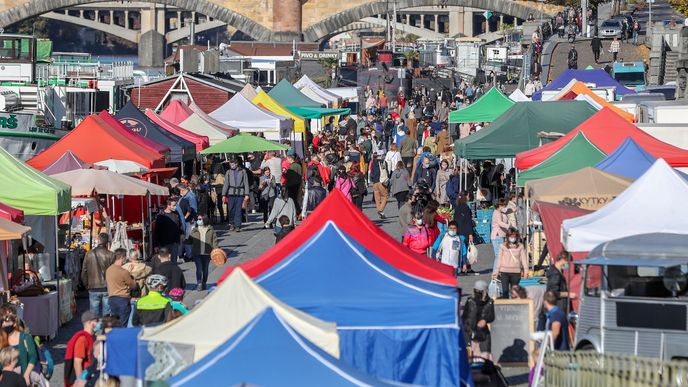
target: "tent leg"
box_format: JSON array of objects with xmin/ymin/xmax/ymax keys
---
[
  {"xmin": 54, "ymin": 216, "xmax": 60, "ymax": 337},
  {"xmin": 458, "ymin": 159, "xmax": 463, "ymax": 201},
  {"xmin": 141, "ymin": 196, "xmax": 146, "ymax": 260}
]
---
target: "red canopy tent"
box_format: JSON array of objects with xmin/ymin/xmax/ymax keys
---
[
  {"xmin": 0, "ymin": 202, "xmax": 23, "ymax": 223},
  {"xmin": 532, "ymin": 201, "xmax": 592, "ymax": 310},
  {"xmin": 219, "ymin": 190, "xmax": 456, "ymax": 286},
  {"xmin": 145, "ymin": 109, "xmax": 209, "ymax": 151},
  {"xmin": 515, "ymin": 108, "xmax": 688, "ymax": 170},
  {"xmin": 28, "ymin": 115, "xmax": 166, "ymax": 170},
  {"xmin": 160, "ymin": 100, "xmax": 193, "ymax": 125},
  {"xmin": 97, "ymin": 111, "xmax": 171, "ymax": 157}
]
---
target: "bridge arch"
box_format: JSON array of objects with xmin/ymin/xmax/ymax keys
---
[
  {"xmin": 303, "ymin": 0, "xmax": 556, "ymax": 42},
  {"xmin": 0, "ymin": 0, "xmax": 272, "ymax": 41}
]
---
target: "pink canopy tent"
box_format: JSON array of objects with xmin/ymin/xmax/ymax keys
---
[
  {"xmin": 145, "ymin": 110, "xmax": 210, "ymax": 151},
  {"xmin": 160, "ymin": 100, "xmax": 193, "ymax": 125}
]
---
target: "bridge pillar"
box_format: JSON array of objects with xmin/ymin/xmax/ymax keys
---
[
  {"xmin": 273, "ymin": 0, "xmax": 302, "ymax": 41},
  {"xmin": 125, "ymin": 11, "xmax": 129, "ymax": 29},
  {"xmin": 139, "ymin": 5, "xmax": 165, "ymax": 67}
]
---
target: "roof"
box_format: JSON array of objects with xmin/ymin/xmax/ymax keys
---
[
  {"xmin": 239, "ymin": 83, "xmax": 257, "ymax": 100},
  {"xmin": 220, "ymin": 189, "xmax": 456, "ymax": 285},
  {"xmin": 209, "ymin": 93, "xmax": 292, "ymax": 139},
  {"xmin": 27, "ymin": 114, "xmax": 165, "ymax": 170},
  {"xmin": 587, "ymin": 233, "xmax": 688, "ymax": 263},
  {"xmin": 268, "ymin": 79, "xmax": 323, "ymax": 108},
  {"xmin": 515, "ymin": 108, "xmax": 688, "ymax": 170},
  {"xmin": 449, "ymin": 87, "xmax": 515, "ymax": 123},
  {"xmin": 159, "ymin": 100, "xmax": 193, "ymax": 125},
  {"xmin": 127, "ymin": 73, "xmax": 243, "ymax": 93},
  {"xmin": 532, "ymin": 68, "xmax": 635, "ymax": 100},
  {"xmin": 177, "ymin": 113, "xmax": 230, "ymax": 146},
  {"xmin": 225, "ymin": 42, "xmax": 317, "ymax": 57},
  {"xmin": 563, "ymin": 159, "xmax": 688, "ymax": 252},
  {"xmin": 1, "ymin": 146, "xmax": 71, "ymax": 215},
  {"xmin": 454, "ymin": 101, "xmax": 598, "ymax": 159},
  {"xmin": 517, "ymin": 132, "xmax": 607, "ymax": 186}
]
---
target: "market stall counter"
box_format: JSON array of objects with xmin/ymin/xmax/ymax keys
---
[{"xmin": 19, "ymin": 292, "xmax": 58, "ymax": 338}]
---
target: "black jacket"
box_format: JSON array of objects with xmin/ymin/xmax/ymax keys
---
[
  {"xmin": 463, "ymin": 295, "xmax": 495, "ymax": 343},
  {"xmin": 546, "ymin": 266, "xmax": 569, "ymax": 311},
  {"xmin": 453, "ymin": 203, "xmax": 474, "ymax": 238},
  {"xmin": 369, "ymin": 159, "xmax": 386, "ymax": 184},
  {"xmin": 590, "ymin": 37, "xmax": 602, "ymax": 51},
  {"xmin": 152, "ymin": 261, "xmax": 186, "ymax": 290},
  {"xmin": 306, "ymin": 186, "xmax": 327, "ymax": 212},
  {"xmin": 154, "ymin": 211, "xmax": 181, "ymax": 247}
]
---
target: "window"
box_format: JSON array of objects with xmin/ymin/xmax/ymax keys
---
[
  {"xmin": 584, "ymin": 265, "xmax": 602, "ymax": 297},
  {"xmin": 607, "ymin": 265, "xmax": 688, "ymax": 298}
]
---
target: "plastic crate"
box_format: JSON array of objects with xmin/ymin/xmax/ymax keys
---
[{"xmin": 475, "ymin": 209, "xmax": 494, "ymax": 220}]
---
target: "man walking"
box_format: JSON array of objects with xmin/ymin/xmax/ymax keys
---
[
  {"xmin": 177, "ymin": 184, "xmax": 197, "ymax": 260},
  {"xmin": 632, "ymin": 20, "xmax": 641, "ymax": 46},
  {"xmin": 222, "ymin": 156, "xmax": 250, "ymax": 232},
  {"xmin": 152, "ymin": 247, "xmax": 186, "ymax": 290},
  {"xmin": 81, "ymin": 233, "xmax": 114, "ymax": 316},
  {"xmin": 590, "ymin": 35, "xmax": 602, "ymax": 63},
  {"xmin": 567, "ymin": 44, "xmax": 578, "ymax": 69},
  {"xmin": 399, "ymin": 129, "xmax": 416, "ymax": 169},
  {"xmin": 106, "ymin": 248, "xmax": 137, "ymax": 327},
  {"xmin": 369, "ymin": 150, "xmax": 390, "ymax": 219},
  {"xmin": 64, "ymin": 311, "xmax": 98, "ymax": 387},
  {"xmin": 154, "ymin": 198, "xmax": 181, "ymax": 262},
  {"xmin": 284, "ymin": 154, "xmax": 303, "ymax": 214},
  {"xmin": 610, "ymin": 36, "xmax": 620, "ymax": 62}
]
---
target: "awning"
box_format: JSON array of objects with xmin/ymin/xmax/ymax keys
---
[
  {"xmin": 287, "ymin": 107, "xmax": 351, "ymax": 119},
  {"xmin": 0, "ymin": 217, "xmax": 30, "ymax": 241},
  {"xmin": 51, "ymin": 169, "xmax": 169, "ymax": 196}
]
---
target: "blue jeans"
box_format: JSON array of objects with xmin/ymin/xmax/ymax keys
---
[
  {"xmin": 194, "ymin": 255, "xmax": 211, "ymax": 288},
  {"xmin": 632, "ymin": 31, "xmax": 638, "ymax": 45},
  {"xmin": 227, "ymin": 195, "xmax": 243, "ymax": 228},
  {"xmin": 491, "ymin": 236, "xmax": 503, "ymax": 273},
  {"xmin": 89, "ymin": 289, "xmax": 110, "ymax": 317},
  {"xmin": 108, "ymin": 296, "xmax": 132, "ymax": 327}
]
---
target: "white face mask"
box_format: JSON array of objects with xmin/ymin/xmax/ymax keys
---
[
  {"xmin": 508, "ymin": 237, "xmax": 517, "ymax": 243},
  {"xmin": 415, "ymin": 219, "xmax": 423, "ymax": 226}
]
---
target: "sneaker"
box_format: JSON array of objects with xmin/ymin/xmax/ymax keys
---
[
  {"xmin": 466, "ymin": 269, "xmax": 479, "ymax": 276},
  {"xmin": 195, "ymin": 284, "xmax": 203, "ymax": 291}
]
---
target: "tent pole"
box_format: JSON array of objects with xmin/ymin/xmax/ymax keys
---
[
  {"xmin": 54, "ymin": 215, "xmax": 60, "ymax": 334},
  {"xmin": 458, "ymin": 158, "xmax": 463, "ymax": 200},
  {"xmin": 140, "ymin": 195, "xmax": 146, "ymax": 260}
]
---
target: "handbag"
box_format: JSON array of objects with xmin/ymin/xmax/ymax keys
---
[
  {"xmin": 488, "ymin": 278, "xmax": 502, "ymax": 299},
  {"xmin": 467, "ymin": 242, "xmax": 478, "ymax": 265}
]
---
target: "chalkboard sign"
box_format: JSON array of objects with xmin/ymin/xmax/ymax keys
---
[{"xmin": 490, "ymin": 299, "xmax": 534, "ymax": 367}]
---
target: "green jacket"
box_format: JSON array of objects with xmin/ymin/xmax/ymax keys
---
[
  {"xmin": 189, "ymin": 225, "xmax": 218, "ymax": 256},
  {"xmin": 133, "ymin": 291, "xmax": 172, "ymax": 326},
  {"xmin": 17, "ymin": 331, "xmax": 38, "ymax": 374}
]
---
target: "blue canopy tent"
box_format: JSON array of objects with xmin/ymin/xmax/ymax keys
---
[
  {"xmin": 594, "ymin": 137, "xmax": 657, "ymax": 179},
  {"xmin": 532, "ymin": 69, "xmax": 635, "ymax": 100},
  {"xmin": 105, "ymin": 327, "xmax": 141, "ymax": 378},
  {"xmin": 255, "ymin": 222, "xmax": 471, "ymax": 386},
  {"xmin": 166, "ymin": 308, "xmax": 397, "ymax": 387},
  {"xmin": 116, "ymin": 102, "xmax": 196, "ymax": 163}
]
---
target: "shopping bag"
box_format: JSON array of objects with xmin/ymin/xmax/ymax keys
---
[
  {"xmin": 467, "ymin": 242, "xmax": 478, "ymax": 265},
  {"xmin": 488, "ymin": 278, "xmax": 502, "ymax": 299}
]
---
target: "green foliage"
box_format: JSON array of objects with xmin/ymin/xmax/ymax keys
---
[
  {"xmin": 4, "ymin": 17, "xmax": 49, "ymax": 37},
  {"xmin": 670, "ymin": 0, "xmax": 688, "ymax": 15}
]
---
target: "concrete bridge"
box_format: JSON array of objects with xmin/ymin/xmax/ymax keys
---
[{"xmin": 0, "ymin": 0, "xmax": 560, "ymax": 66}]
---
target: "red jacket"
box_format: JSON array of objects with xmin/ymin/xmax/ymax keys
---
[
  {"xmin": 64, "ymin": 330, "xmax": 94, "ymax": 386},
  {"xmin": 403, "ymin": 225, "xmax": 432, "ymax": 255}
]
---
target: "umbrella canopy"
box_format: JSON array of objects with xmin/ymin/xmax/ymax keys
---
[
  {"xmin": 0, "ymin": 146, "xmax": 71, "ymax": 215},
  {"xmin": 532, "ymin": 68, "xmax": 635, "ymax": 100},
  {"xmin": 517, "ymin": 132, "xmax": 607, "ymax": 186},
  {"xmin": 42, "ymin": 151, "xmax": 98, "ymax": 175},
  {"xmin": 177, "ymin": 113, "xmax": 230, "ymax": 146},
  {"xmin": 269, "ymin": 79, "xmax": 323, "ymax": 108},
  {"xmin": 94, "ymin": 159, "xmax": 149, "ymax": 175},
  {"xmin": 159, "ymin": 100, "xmax": 193, "ymax": 125},
  {"xmin": 51, "ymin": 169, "xmax": 169, "ymax": 196},
  {"xmin": 253, "ymin": 90, "xmax": 306, "ymax": 133},
  {"xmin": 509, "ymin": 88, "xmax": 531, "ymax": 102},
  {"xmin": 200, "ymin": 133, "xmax": 289, "ymax": 154},
  {"xmin": 0, "ymin": 217, "xmax": 30, "ymax": 241},
  {"xmin": 525, "ymin": 167, "xmax": 633, "ymax": 210},
  {"xmin": 454, "ymin": 101, "xmax": 598, "ymax": 159},
  {"xmin": 449, "ymin": 87, "xmax": 515, "ymax": 123}
]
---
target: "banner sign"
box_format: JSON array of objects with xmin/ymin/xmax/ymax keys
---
[{"xmin": 299, "ymin": 51, "xmax": 339, "ymax": 61}]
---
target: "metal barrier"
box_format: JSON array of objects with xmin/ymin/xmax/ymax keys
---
[{"xmin": 544, "ymin": 351, "xmax": 688, "ymax": 387}]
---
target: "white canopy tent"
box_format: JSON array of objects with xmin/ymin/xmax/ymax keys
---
[
  {"xmin": 294, "ymin": 75, "xmax": 341, "ymax": 107},
  {"xmin": 509, "ymin": 88, "xmax": 531, "ymax": 102},
  {"xmin": 299, "ymin": 86, "xmax": 335, "ymax": 107},
  {"xmin": 178, "ymin": 113, "xmax": 230, "ymax": 146},
  {"xmin": 238, "ymin": 83, "xmax": 257, "ymax": 100},
  {"xmin": 209, "ymin": 94, "xmax": 292, "ymax": 141},
  {"xmin": 140, "ymin": 268, "xmax": 340, "ymax": 361},
  {"xmin": 562, "ymin": 159, "xmax": 688, "ymax": 252},
  {"xmin": 51, "ymin": 169, "xmax": 169, "ymax": 196},
  {"xmin": 94, "ymin": 159, "xmax": 149, "ymax": 175}
]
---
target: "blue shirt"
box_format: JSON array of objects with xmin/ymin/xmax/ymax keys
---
[{"xmin": 546, "ymin": 306, "xmax": 569, "ymax": 350}]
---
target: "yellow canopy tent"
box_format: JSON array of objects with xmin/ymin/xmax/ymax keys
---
[{"xmin": 253, "ymin": 90, "xmax": 306, "ymax": 133}]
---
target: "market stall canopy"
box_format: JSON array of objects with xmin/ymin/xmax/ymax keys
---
[
  {"xmin": 238, "ymin": 83, "xmax": 257, "ymax": 100},
  {"xmin": 449, "ymin": 87, "xmax": 514, "ymax": 123},
  {"xmin": 187, "ymin": 102, "xmax": 238, "ymax": 135},
  {"xmin": 517, "ymin": 133, "xmax": 607, "ymax": 186},
  {"xmin": 177, "ymin": 113, "xmax": 230, "ymax": 146},
  {"xmin": 98, "ymin": 111, "xmax": 171, "ymax": 156},
  {"xmin": 515, "ymin": 108, "xmax": 688, "ymax": 170},
  {"xmin": 209, "ymin": 94, "xmax": 293, "ymax": 140},
  {"xmin": 252, "ymin": 90, "xmax": 306, "ymax": 133},
  {"xmin": 159, "ymin": 100, "xmax": 193, "ymax": 125},
  {"xmin": 145, "ymin": 109, "xmax": 209, "ymax": 151},
  {"xmin": 250, "ymin": 223, "xmax": 464, "ymax": 386},
  {"xmin": 562, "ymin": 159, "xmax": 688, "ymax": 252},
  {"xmin": 165, "ymin": 308, "xmax": 393, "ymax": 387},
  {"xmin": 299, "ymin": 86, "xmax": 335, "ymax": 107},
  {"xmin": 51, "ymin": 169, "xmax": 169, "ymax": 196},
  {"xmin": 294, "ymin": 75, "xmax": 341, "ymax": 105},
  {"xmin": 116, "ymin": 102, "xmax": 196, "ymax": 163},
  {"xmin": 0, "ymin": 217, "xmax": 30, "ymax": 241},
  {"xmin": 509, "ymin": 88, "xmax": 531, "ymax": 102},
  {"xmin": 533, "ymin": 201, "xmax": 592, "ymax": 260},
  {"xmin": 42, "ymin": 151, "xmax": 100, "ymax": 175},
  {"xmin": 0, "ymin": 202, "xmax": 23, "ymax": 223},
  {"xmin": 552, "ymin": 80, "xmax": 635, "ymax": 122},
  {"xmin": 454, "ymin": 100, "xmax": 598, "ymax": 159},
  {"xmin": 94, "ymin": 159, "xmax": 149, "ymax": 175},
  {"xmin": 200, "ymin": 133, "xmax": 289, "ymax": 154},
  {"xmin": 0, "ymin": 146, "xmax": 71, "ymax": 215},
  {"xmin": 586, "ymin": 233, "xmax": 688, "ymax": 263},
  {"xmin": 594, "ymin": 137, "xmax": 658, "ymax": 179},
  {"xmin": 220, "ymin": 189, "xmax": 456, "ymax": 285},
  {"xmin": 268, "ymin": 79, "xmax": 323, "ymax": 108},
  {"xmin": 526, "ymin": 167, "xmax": 632, "ymax": 210},
  {"xmin": 287, "ymin": 106, "xmax": 351, "ymax": 119},
  {"xmin": 28, "ymin": 115, "xmax": 165, "ymax": 170},
  {"xmin": 140, "ymin": 268, "xmax": 339, "ymax": 364},
  {"xmin": 532, "ymin": 69, "xmax": 635, "ymax": 100}
]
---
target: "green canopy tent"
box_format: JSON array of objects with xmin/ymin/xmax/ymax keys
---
[
  {"xmin": 448, "ymin": 87, "xmax": 514, "ymax": 123},
  {"xmin": 453, "ymin": 101, "xmax": 598, "ymax": 159},
  {"xmin": 287, "ymin": 107, "xmax": 351, "ymax": 119},
  {"xmin": 200, "ymin": 133, "xmax": 290, "ymax": 154},
  {"xmin": 0, "ymin": 146, "xmax": 71, "ymax": 215},
  {"xmin": 517, "ymin": 132, "xmax": 607, "ymax": 186},
  {"xmin": 268, "ymin": 80, "xmax": 323, "ymax": 108}
]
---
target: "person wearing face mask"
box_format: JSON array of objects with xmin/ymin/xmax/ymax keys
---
[
  {"xmin": 222, "ymin": 156, "xmax": 250, "ymax": 232},
  {"xmin": 490, "ymin": 198, "xmax": 510, "ymax": 272},
  {"xmin": 436, "ymin": 221, "xmax": 462, "ymax": 275},
  {"xmin": 402, "ymin": 211, "xmax": 432, "ymax": 256},
  {"xmin": 413, "ymin": 156, "xmax": 437, "ymax": 189},
  {"xmin": 546, "ymin": 252, "xmax": 575, "ymax": 313},
  {"xmin": 0, "ymin": 306, "xmax": 38, "ymax": 387},
  {"xmin": 434, "ymin": 159, "xmax": 451, "ymax": 205},
  {"xmin": 463, "ymin": 280, "xmax": 495, "ymax": 360},
  {"xmin": 154, "ymin": 198, "xmax": 182, "ymax": 262},
  {"xmin": 189, "ymin": 215, "xmax": 218, "ymax": 291},
  {"xmin": 64, "ymin": 311, "xmax": 98, "ymax": 387},
  {"xmin": 492, "ymin": 229, "xmax": 529, "ymax": 298}
]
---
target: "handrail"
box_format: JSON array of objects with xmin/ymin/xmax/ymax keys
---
[{"xmin": 544, "ymin": 350, "xmax": 688, "ymax": 387}]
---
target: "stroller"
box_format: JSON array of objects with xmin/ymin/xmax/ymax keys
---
[{"xmin": 470, "ymin": 356, "xmax": 509, "ymax": 387}]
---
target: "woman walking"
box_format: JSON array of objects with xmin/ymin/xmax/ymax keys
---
[
  {"xmin": 189, "ymin": 215, "xmax": 218, "ymax": 291},
  {"xmin": 349, "ymin": 163, "xmax": 367, "ymax": 210},
  {"xmin": 389, "ymin": 161, "xmax": 411, "ymax": 209},
  {"xmin": 492, "ymin": 229, "xmax": 529, "ymax": 298},
  {"xmin": 434, "ymin": 159, "xmax": 452, "ymax": 205},
  {"xmin": 1, "ymin": 306, "xmax": 38, "ymax": 387},
  {"xmin": 334, "ymin": 166, "xmax": 354, "ymax": 201},
  {"xmin": 490, "ymin": 198, "xmax": 510, "ymax": 272},
  {"xmin": 258, "ymin": 168, "xmax": 276, "ymax": 223},
  {"xmin": 266, "ymin": 187, "xmax": 297, "ymax": 228}
]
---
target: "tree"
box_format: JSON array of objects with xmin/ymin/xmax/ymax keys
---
[{"xmin": 670, "ymin": 0, "xmax": 688, "ymax": 16}]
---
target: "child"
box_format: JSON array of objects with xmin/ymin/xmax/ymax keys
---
[
  {"xmin": 275, "ymin": 215, "xmax": 294, "ymax": 244},
  {"xmin": 168, "ymin": 288, "xmax": 189, "ymax": 315},
  {"xmin": 402, "ymin": 211, "xmax": 432, "ymax": 256},
  {"xmin": 437, "ymin": 221, "xmax": 462, "ymax": 275}
]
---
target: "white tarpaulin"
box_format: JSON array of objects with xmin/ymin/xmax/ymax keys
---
[
  {"xmin": 509, "ymin": 88, "xmax": 531, "ymax": 102},
  {"xmin": 562, "ymin": 159, "xmax": 688, "ymax": 252},
  {"xmin": 294, "ymin": 75, "xmax": 341, "ymax": 107},
  {"xmin": 178, "ymin": 113, "xmax": 230, "ymax": 146},
  {"xmin": 209, "ymin": 94, "xmax": 292, "ymax": 141},
  {"xmin": 140, "ymin": 268, "xmax": 340, "ymax": 361},
  {"xmin": 94, "ymin": 159, "xmax": 149, "ymax": 175}
]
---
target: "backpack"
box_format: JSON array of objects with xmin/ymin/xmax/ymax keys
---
[
  {"xmin": 35, "ymin": 336, "xmax": 54, "ymax": 380},
  {"xmin": 352, "ymin": 175, "xmax": 368, "ymax": 197}
]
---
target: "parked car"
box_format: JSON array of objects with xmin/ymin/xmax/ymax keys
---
[
  {"xmin": 599, "ymin": 19, "xmax": 624, "ymax": 38},
  {"xmin": 572, "ymin": 233, "xmax": 688, "ymax": 361}
]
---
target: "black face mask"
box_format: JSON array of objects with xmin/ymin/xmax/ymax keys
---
[
  {"xmin": 474, "ymin": 291, "xmax": 484, "ymax": 299},
  {"xmin": 3, "ymin": 325, "xmax": 14, "ymax": 334}
]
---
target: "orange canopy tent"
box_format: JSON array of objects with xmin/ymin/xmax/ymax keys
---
[{"xmin": 551, "ymin": 80, "xmax": 635, "ymax": 122}]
